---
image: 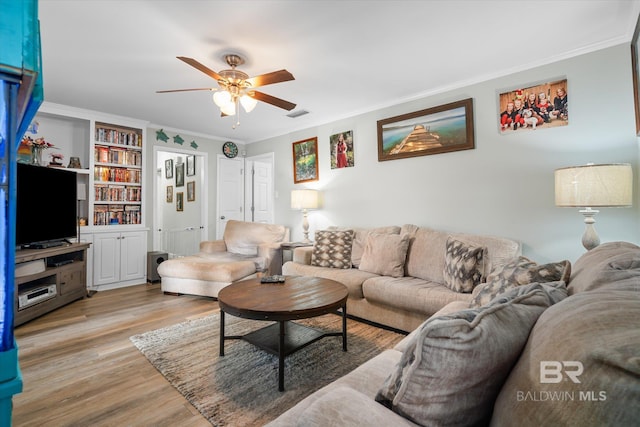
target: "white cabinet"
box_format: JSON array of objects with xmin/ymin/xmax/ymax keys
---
[{"xmin": 92, "ymin": 231, "xmax": 147, "ymax": 289}]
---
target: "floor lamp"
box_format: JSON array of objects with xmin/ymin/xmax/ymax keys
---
[
  {"xmin": 555, "ymin": 163, "xmax": 632, "ymax": 250},
  {"xmin": 291, "ymin": 189, "xmax": 319, "ymax": 243}
]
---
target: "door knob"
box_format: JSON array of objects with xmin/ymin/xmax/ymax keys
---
[{"xmin": 220, "ymin": 216, "xmax": 226, "ymax": 220}]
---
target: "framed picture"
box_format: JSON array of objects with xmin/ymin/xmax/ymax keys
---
[
  {"xmin": 165, "ymin": 159, "xmax": 173, "ymax": 179},
  {"xmin": 187, "ymin": 181, "xmax": 195, "ymax": 201},
  {"xmin": 175, "ymin": 162, "xmax": 185, "ymax": 187},
  {"xmin": 330, "ymin": 130, "xmax": 354, "ymax": 169},
  {"xmin": 377, "ymin": 98, "xmax": 474, "ymax": 162},
  {"xmin": 166, "ymin": 185, "xmax": 173, "ymax": 203},
  {"xmin": 176, "ymin": 192, "xmax": 184, "ymax": 211},
  {"xmin": 498, "ymin": 79, "xmax": 568, "ymax": 133},
  {"xmin": 292, "ymin": 137, "xmax": 319, "ymax": 183},
  {"xmin": 186, "ymin": 155, "xmax": 196, "ymax": 176},
  {"xmin": 632, "ymin": 14, "xmax": 640, "ymax": 134}
]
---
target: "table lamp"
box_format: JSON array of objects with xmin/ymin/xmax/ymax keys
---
[
  {"xmin": 554, "ymin": 163, "xmax": 632, "ymax": 250},
  {"xmin": 291, "ymin": 189, "xmax": 319, "ymax": 242}
]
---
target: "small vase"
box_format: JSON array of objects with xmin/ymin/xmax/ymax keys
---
[{"xmin": 31, "ymin": 146, "xmax": 44, "ymax": 166}]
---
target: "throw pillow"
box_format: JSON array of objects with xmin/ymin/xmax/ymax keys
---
[
  {"xmin": 375, "ymin": 280, "xmax": 568, "ymax": 427},
  {"xmin": 358, "ymin": 233, "xmax": 411, "ymax": 278},
  {"xmin": 310, "ymin": 230, "xmax": 354, "ymax": 269},
  {"xmin": 470, "ymin": 256, "xmax": 571, "ymax": 307},
  {"xmin": 442, "ymin": 237, "xmax": 486, "ymax": 293}
]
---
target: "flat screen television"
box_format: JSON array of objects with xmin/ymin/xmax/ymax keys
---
[{"xmin": 16, "ymin": 163, "xmax": 77, "ymax": 248}]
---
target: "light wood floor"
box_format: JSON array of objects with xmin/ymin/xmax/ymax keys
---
[{"xmin": 13, "ymin": 283, "xmax": 218, "ymax": 427}]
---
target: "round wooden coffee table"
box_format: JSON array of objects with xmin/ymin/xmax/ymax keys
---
[{"xmin": 218, "ymin": 275, "xmax": 348, "ymax": 391}]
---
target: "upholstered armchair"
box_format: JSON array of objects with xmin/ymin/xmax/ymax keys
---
[{"xmin": 158, "ymin": 220, "xmax": 289, "ymax": 298}]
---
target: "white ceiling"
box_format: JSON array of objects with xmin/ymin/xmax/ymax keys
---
[{"xmin": 38, "ymin": 0, "xmax": 640, "ymax": 144}]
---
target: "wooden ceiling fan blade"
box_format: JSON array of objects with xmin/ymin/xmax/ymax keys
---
[
  {"xmin": 251, "ymin": 91, "xmax": 296, "ymax": 111},
  {"xmin": 156, "ymin": 88, "xmax": 215, "ymax": 93},
  {"xmin": 246, "ymin": 70, "xmax": 294, "ymax": 88},
  {"xmin": 177, "ymin": 56, "xmax": 224, "ymax": 82}
]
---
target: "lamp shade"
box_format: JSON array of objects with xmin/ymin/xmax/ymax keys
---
[
  {"xmin": 291, "ymin": 189, "xmax": 319, "ymax": 210},
  {"xmin": 555, "ymin": 163, "xmax": 632, "ymax": 207}
]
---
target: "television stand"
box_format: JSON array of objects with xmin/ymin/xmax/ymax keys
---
[{"xmin": 15, "ymin": 242, "xmax": 90, "ymax": 326}]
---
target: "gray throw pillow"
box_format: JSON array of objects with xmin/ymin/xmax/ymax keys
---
[
  {"xmin": 470, "ymin": 256, "xmax": 571, "ymax": 307},
  {"xmin": 375, "ymin": 280, "xmax": 568, "ymax": 427},
  {"xmin": 310, "ymin": 230, "xmax": 354, "ymax": 269},
  {"xmin": 442, "ymin": 237, "xmax": 486, "ymax": 293}
]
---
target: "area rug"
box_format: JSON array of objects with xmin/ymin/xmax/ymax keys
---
[{"xmin": 130, "ymin": 313, "xmax": 404, "ymax": 426}]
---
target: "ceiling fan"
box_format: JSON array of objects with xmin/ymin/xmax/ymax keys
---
[{"xmin": 157, "ymin": 54, "xmax": 296, "ymax": 127}]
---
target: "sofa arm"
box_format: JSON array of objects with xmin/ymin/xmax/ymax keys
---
[
  {"xmin": 199, "ymin": 240, "xmax": 227, "ymax": 253},
  {"xmin": 293, "ymin": 246, "xmax": 313, "ymax": 265},
  {"xmin": 258, "ymin": 242, "xmax": 284, "ymax": 275}
]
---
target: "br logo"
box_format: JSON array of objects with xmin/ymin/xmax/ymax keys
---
[{"xmin": 540, "ymin": 361, "xmax": 584, "ymax": 384}]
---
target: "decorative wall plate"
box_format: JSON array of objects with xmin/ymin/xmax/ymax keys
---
[{"xmin": 223, "ymin": 141, "xmax": 238, "ymax": 158}]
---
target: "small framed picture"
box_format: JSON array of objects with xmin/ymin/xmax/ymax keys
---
[
  {"xmin": 176, "ymin": 192, "xmax": 184, "ymax": 211},
  {"xmin": 166, "ymin": 185, "xmax": 173, "ymax": 203},
  {"xmin": 186, "ymin": 155, "xmax": 196, "ymax": 176},
  {"xmin": 330, "ymin": 130, "xmax": 354, "ymax": 169},
  {"xmin": 165, "ymin": 159, "xmax": 174, "ymax": 179},
  {"xmin": 187, "ymin": 181, "xmax": 195, "ymax": 201},
  {"xmin": 175, "ymin": 162, "xmax": 185, "ymax": 187},
  {"xmin": 292, "ymin": 137, "xmax": 319, "ymax": 184}
]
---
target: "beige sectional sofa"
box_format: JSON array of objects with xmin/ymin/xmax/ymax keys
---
[
  {"xmin": 269, "ymin": 241, "xmax": 640, "ymax": 426},
  {"xmin": 283, "ymin": 224, "xmax": 521, "ymax": 332}
]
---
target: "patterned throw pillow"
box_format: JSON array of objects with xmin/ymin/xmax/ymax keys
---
[
  {"xmin": 442, "ymin": 237, "xmax": 486, "ymax": 293},
  {"xmin": 470, "ymin": 256, "xmax": 571, "ymax": 308},
  {"xmin": 310, "ymin": 230, "xmax": 354, "ymax": 269},
  {"xmin": 375, "ymin": 281, "xmax": 568, "ymax": 427}
]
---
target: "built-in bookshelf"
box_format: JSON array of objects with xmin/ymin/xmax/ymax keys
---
[
  {"xmin": 33, "ymin": 102, "xmax": 149, "ymax": 291},
  {"xmin": 93, "ymin": 122, "xmax": 143, "ymax": 226}
]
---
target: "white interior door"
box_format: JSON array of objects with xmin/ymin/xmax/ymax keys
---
[
  {"xmin": 245, "ymin": 153, "xmax": 275, "ymax": 224},
  {"xmin": 216, "ymin": 155, "xmax": 244, "ymax": 239}
]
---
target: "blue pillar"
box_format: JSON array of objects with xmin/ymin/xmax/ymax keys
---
[{"xmin": 0, "ymin": 0, "xmax": 43, "ymax": 424}]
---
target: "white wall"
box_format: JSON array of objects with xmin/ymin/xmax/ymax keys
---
[{"xmin": 246, "ymin": 44, "xmax": 640, "ymax": 265}]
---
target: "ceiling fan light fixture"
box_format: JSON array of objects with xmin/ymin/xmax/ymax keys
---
[
  {"xmin": 240, "ymin": 94, "xmax": 258, "ymax": 113},
  {"xmin": 213, "ymin": 90, "xmax": 231, "ymax": 107},
  {"xmin": 220, "ymin": 100, "xmax": 236, "ymax": 116}
]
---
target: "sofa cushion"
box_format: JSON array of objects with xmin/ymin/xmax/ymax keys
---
[
  {"xmin": 401, "ymin": 225, "xmax": 450, "ymax": 283},
  {"xmin": 470, "ymin": 256, "xmax": 571, "ymax": 308},
  {"xmin": 295, "ymin": 386, "xmax": 419, "ymax": 427},
  {"xmin": 282, "ymin": 261, "xmax": 378, "ymax": 299},
  {"xmin": 363, "ymin": 276, "xmax": 473, "ymax": 317},
  {"xmin": 328, "ymin": 225, "xmax": 401, "ymax": 267},
  {"xmin": 223, "ymin": 220, "xmax": 287, "ymax": 256},
  {"xmin": 157, "ymin": 254, "xmax": 256, "ymax": 282},
  {"xmin": 442, "ymin": 237, "xmax": 486, "ymax": 293},
  {"xmin": 492, "ymin": 286, "xmax": 640, "ymax": 427},
  {"xmin": 401, "ymin": 224, "xmax": 521, "ymax": 284},
  {"xmin": 375, "ymin": 281, "xmax": 568, "ymax": 427},
  {"xmin": 311, "ymin": 229, "xmax": 354, "ymax": 269},
  {"xmin": 568, "ymin": 241, "xmax": 640, "ymax": 294},
  {"xmin": 359, "ymin": 233, "xmax": 411, "ymax": 278}
]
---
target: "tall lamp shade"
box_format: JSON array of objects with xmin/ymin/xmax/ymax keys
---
[
  {"xmin": 291, "ymin": 189, "xmax": 319, "ymax": 242},
  {"xmin": 554, "ymin": 163, "xmax": 632, "ymax": 250}
]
